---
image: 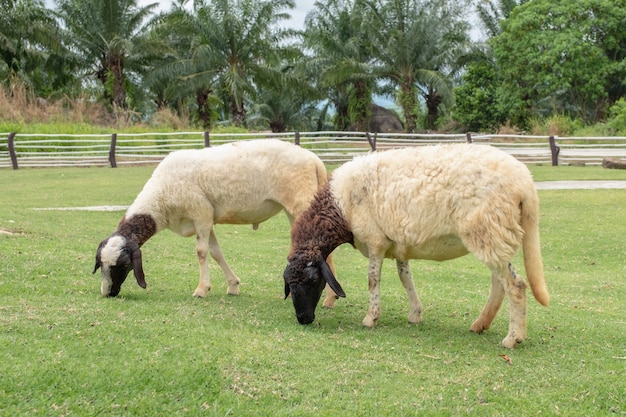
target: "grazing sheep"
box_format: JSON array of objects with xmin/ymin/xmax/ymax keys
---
[
  {"xmin": 283, "ymin": 143, "xmax": 549, "ymax": 348},
  {"xmin": 94, "ymin": 139, "xmax": 338, "ymax": 301}
]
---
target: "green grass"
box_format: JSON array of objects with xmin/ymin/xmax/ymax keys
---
[
  {"xmin": 528, "ymin": 164, "xmax": 626, "ymax": 181},
  {"xmin": 1, "ymin": 165, "xmax": 625, "ymax": 416}
]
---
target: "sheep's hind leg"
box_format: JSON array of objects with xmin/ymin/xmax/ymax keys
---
[
  {"xmin": 362, "ymin": 256, "xmax": 383, "ymax": 328},
  {"xmin": 471, "ymin": 264, "xmax": 527, "ymax": 348},
  {"xmin": 396, "ymin": 260, "xmax": 422, "ymax": 324},
  {"xmin": 500, "ymin": 263, "xmax": 527, "ymax": 348},
  {"xmin": 208, "ymin": 228, "xmax": 241, "ymax": 295},
  {"xmin": 192, "ymin": 229, "xmax": 213, "ymax": 298}
]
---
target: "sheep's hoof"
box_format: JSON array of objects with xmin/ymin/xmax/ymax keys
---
[
  {"xmin": 501, "ymin": 328, "xmax": 525, "ymax": 348},
  {"xmin": 501, "ymin": 334, "xmax": 523, "ymax": 349},
  {"xmin": 192, "ymin": 286, "xmax": 211, "ymax": 298},
  {"xmin": 470, "ymin": 319, "xmax": 487, "ymax": 334},
  {"xmin": 227, "ymin": 285, "xmax": 240, "ymax": 296},
  {"xmin": 362, "ymin": 315, "xmax": 377, "ymax": 328},
  {"xmin": 408, "ymin": 313, "xmax": 422, "ymax": 324},
  {"xmin": 322, "ymin": 296, "xmax": 336, "ymax": 309}
]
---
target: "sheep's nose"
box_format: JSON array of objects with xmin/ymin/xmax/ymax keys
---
[{"xmin": 296, "ymin": 312, "xmax": 315, "ymax": 325}]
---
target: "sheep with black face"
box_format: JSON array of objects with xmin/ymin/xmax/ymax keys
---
[
  {"xmin": 94, "ymin": 139, "xmax": 338, "ymax": 301},
  {"xmin": 283, "ymin": 144, "xmax": 549, "ymax": 348}
]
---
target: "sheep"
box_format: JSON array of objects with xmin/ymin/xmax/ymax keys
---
[
  {"xmin": 94, "ymin": 139, "xmax": 338, "ymax": 301},
  {"xmin": 283, "ymin": 143, "xmax": 549, "ymax": 348}
]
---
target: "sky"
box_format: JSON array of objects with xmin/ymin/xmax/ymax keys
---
[{"xmin": 137, "ymin": 0, "xmax": 316, "ymax": 30}]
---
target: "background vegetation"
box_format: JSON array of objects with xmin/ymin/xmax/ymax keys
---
[
  {"xmin": 1, "ymin": 164, "xmax": 625, "ymax": 416},
  {"xmin": 2, "ymin": 0, "xmax": 626, "ymax": 135}
]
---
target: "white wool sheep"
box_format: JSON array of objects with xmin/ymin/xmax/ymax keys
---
[
  {"xmin": 94, "ymin": 139, "xmax": 337, "ymax": 301},
  {"xmin": 283, "ymin": 143, "xmax": 549, "ymax": 348}
]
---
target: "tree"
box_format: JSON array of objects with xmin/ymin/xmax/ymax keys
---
[
  {"xmin": 303, "ymin": 0, "xmax": 377, "ymax": 131},
  {"xmin": 454, "ymin": 0, "xmax": 528, "ymax": 131},
  {"xmin": 475, "ymin": 0, "xmax": 528, "ymax": 38},
  {"xmin": 0, "ymin": 0, "xmax": 67, "ymax": 96},
  {"xmin": 55, "ymin": 0, "xmax": 159, "ymax": 112},
  {"xmin": 365, "ymin": 0, "xmax": 472, "ymax": 131},
  {"xmin": 157, "ymin": 0, "xmax": 298, "ymax": 129},
  {"xmin": 491, "ymin": 0, "xmax": 626, "ymax": 124}
]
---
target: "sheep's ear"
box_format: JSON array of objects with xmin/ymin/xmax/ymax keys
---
[
  {"xmin": 93, "ymin": 259, "xmax": 101, "ymax": 274},
  {"xmin": 128, "ymin": 241, "xmax": 147, "ymax": 289},
  {"xmin": 284, "ymin": 281, "xmax": 291, "ymax": 299},
  {"xmin": 320, "ymin": 260, "xmax": 345, "ymax": 298},
  {"xmin": 93, "ymin": 241, "xmax": 104, "ymax": 274}
]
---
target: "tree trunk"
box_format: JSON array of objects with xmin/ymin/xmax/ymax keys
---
[
  {"xmin": 269, "ymin": 116, "xmax": 286, "ymax": 133},
  {"xmin": 196, "ymin": 87, "xmax": 213, "ymax": 130},
  {"xmin": 349, "ymin": 80, "xmax": 371, "ymax": 132},
  {"xmin": 97, "ymin": 53, "xmax": 126, "ymax": 110},
  {"xmin": 602, "ymin": 158, "xmax": 626, "ymax": 169},
  {"xmin": 425, "ymin": 88, "xmax": 442, "ymax": 130},
  {"xmin": 399, "ymin": 82, "xmax": 418, "ymax": 133},
  {"xmin": 334, "ymin": 98, "xmax": 350, "ymax": 131},
  {"xmin": 230, "ymin": 97, "xmax": 247, "ymax": 128}
]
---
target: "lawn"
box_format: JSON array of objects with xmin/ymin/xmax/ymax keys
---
[{"xmin": 0, "ymin": 164, "xmax": 624, "ymax": 416}]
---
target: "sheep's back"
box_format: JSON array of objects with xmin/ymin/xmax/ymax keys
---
[
  {"xmin": 127, "ymin": 140, "xmax": 324, "ymax": 225},
  {"xmin": 330, "ymin": 144, "xmax": 535, "ymax": 262}
]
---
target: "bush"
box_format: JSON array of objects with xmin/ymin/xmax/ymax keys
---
[{"xmin": 606, "ymin": 98, "xmax": 626, "ymax": 135}]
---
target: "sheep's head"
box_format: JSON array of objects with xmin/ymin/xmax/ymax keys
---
[
  {"xmin": 93, "ymin": 234, "xmax": 146, "ymax": 297},
  {"xmin": 283, "ymin": 253, "xmax": 345, "ymax": 324}
]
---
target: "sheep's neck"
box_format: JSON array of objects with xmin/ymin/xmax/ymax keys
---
[
  {"xmin": 292, "ymin": 184, "xmax": 354, "ymax": 260},
  {"xmin": 117, "ymin": 214, "xmax": 157, "ymax": 247}
]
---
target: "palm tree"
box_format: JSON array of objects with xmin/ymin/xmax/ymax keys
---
[
  {"xmin": 0, "ymin": 0, "xmax": 66, "ymax": 95},
  {"xmin": 158, "ymin": 0, "xmax": 298, "ymax": 128},
  {"xmin": 365, "ymin": 0, "xmax": 471, "ymax": 131},
  {"xmin": 303, "ymin": 0, "xmax": 376, "ymax": 131},
  {"xmin": 55, "ymin": 0, "xmax": 159, "ymax": 111},
  {"xmin": 476, "ymin": 0, "xmax": 529, "ymax": 38}
]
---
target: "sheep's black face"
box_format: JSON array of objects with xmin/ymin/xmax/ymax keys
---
[
  {"xmin": 105, "ymin": 253, "xmax": 134, "ymax": 297},
  {"xmin": 284, "ymin": 255, "xmax": 346, "ymax": 324},
  {"xmin": 93, "ymin": 235, "xmax": 146, "ymax": 297},
  {"xmin": 284, "ymin": 260, "xmax": 327, "ymax": 324}
]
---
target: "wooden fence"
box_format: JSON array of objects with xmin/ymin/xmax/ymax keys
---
[{"xmin": 1, "ymin": 130, "xmax": 625, "ymax": 169}]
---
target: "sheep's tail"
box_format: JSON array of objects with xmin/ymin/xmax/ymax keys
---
[{"xmin": 521, "ymin": 190, "xmax": 550, "ymax": 307}]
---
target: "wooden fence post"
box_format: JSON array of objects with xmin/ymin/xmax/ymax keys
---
[
  {"xmin": 295, "ymin": 131, "xmax": 300, "ymax": 146},
  {"xmin": 109, "ymin": 133, "xmax": 117, "ymax": 168},
  {"xmin": 366, "ymin": 132, "xmax": 377, "ymax": 151},
  {"xmin": 466, "ymin": 132, "xmax": 472, "ymax": 143},
  {"xmin": 204, "ymin": 131, "xmax": 210, "ymax": 147},
  {"xmin": 549, "ymin": 136, "xmax": 560, "ymax": 166},
  {"xmin": 8, "ymin": 132, "xmax": 18, "ymax": 170}
]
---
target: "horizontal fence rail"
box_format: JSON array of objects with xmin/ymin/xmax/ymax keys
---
[{"xmin": 1, "ymin": 131, "xmax": 625, "ymax": 169}]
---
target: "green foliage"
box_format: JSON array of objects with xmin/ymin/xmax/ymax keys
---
[
  {"xmin": 55, "ymin": 0, "xmax": 161, "ymax": 110},
  {"xmin": 0, "ymin": 0, "xmax": 68, "ymax": 96},
  {"xmin": 303, "ymin": 0, "xmax": 376, "ymax": 131},
  {"xmin": 528, "ymin": 114, "xmax": 583, "ymax": 136},
  {"xmin": 605, "ymin": 98, "xmax": 626, "ymax": 135},
  {"xmin": 491, "ymin": 0, "xmax": 626, "ymax": 126},
  {"xmin": 454, "ymin": 58, "xmax": 504, "ymax": 132},
  {"xmin": 1, "ymin": 166, "xmax": 625, "ymax": 415},
  {"xmin": 366, "ymin": 0, "xmax": 471, "ymax": 132}
]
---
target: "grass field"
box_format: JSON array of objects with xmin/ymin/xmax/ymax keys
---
[{"xmin": 0, "ymin": 164, "xmax": 625, "ymax": 416}]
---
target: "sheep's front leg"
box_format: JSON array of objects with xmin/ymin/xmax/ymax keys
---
[
  {"xmin": 208, "ymin": 228, "xmax": 240, "ymax": 295},
  {"xmin": 396, "ymin": 260, "xmax": 422, "ymax": 324},
  {"xmin": 470, "ymin": 271, "xmax": 505, "ymax": 333},
  {"xmin": 192, "ymin": 230, "xmax": 212, "ymax": 298},
  {"xmin": 362, "ymin": 256, "xmax": 383, "ymax": 328}
]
